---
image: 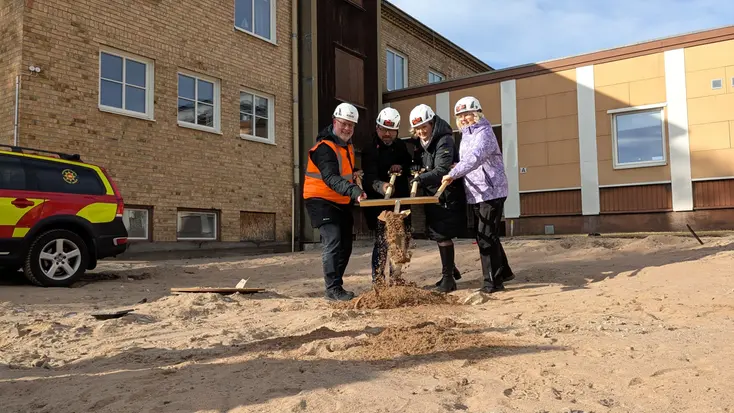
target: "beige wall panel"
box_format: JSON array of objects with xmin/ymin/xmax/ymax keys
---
[
  {"xmin": 598, "ymin": 161, "xmax": 671, "ymax": 186},
  {"xmin": 684, "ymin": 40, "xmax": 734, "ymax": 72},
  {"xmin": 596, "ymin": 110, "xmax": 611, "ymax": 136},
  {"xmin": 731, "ymin": 121, "xmax": 734, "ymax": 147},
  {"xmin": 518, "ymin": 143, "xmax": 548, "ymax": 167},
  {"xmin": 517, "ymin": 119, "xmax": 548, "ymax": 145},
  {"xmin": 594, "ymin": 53, "xmax": 665, "ymax": 87},
  {"xmin": 687, "ymin": 94, "xmax": 734, "ymax": 125},
  {"xmin": 546, "ymin": 115, "xmax": 579, "ymax": 141},
  {"xmin": 519, "ymin": 163, "xmax": 581, "ymax": 191},
  {"xmin": 517, "ymin": 96, "xmax": 547, "ymax": 122},
  {"xmin": 546, "ymin": 91, "xmax": 578, "ymax": 118},
  {"xmin": 390, "ymin": 95, "xmax": 437, "ymax": 137},
  {"xmin": 629, "ymin": 77, "xmax": 667, "ymax": 106},
  {"xmin": 597, "ymin": 134, "xmax": 613, "ymax": 161},
  {"xmin": 689, "ymin": 122, "xmax": 731, "ymax": 152},
  {"xmin": 686, "ymin": 68, "xmax": 728, "ymax": 99},
  {"xmin": 727, "ymin": 66, "xmax": 734, "ymax": 94},
  {"xmin": 516, "ymin": 69, "xmax": 576, "ymax": 100},
  {"xmin": 595, "ymin": 83, "xmax": 630, "ymax": 111},
  {"xmin": 548, "ymin": 139, "xmax": 580, "ymax": 165},
  {"xmin": 690, "ymin": 148, "xmax": 734, "ymax": 179},
  {"xmin": 448, "ymin": 83, "xmax": 502, "ymax": 125}
]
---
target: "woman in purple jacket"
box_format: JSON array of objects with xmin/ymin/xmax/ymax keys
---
[{"xmin": 442, "ymin": 96, "xmax": 515, "ymax": 293}]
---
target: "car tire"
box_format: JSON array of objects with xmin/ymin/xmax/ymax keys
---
[{"xmin": 23, "ymin": 229, "xmax": 90, "ymax": 287}]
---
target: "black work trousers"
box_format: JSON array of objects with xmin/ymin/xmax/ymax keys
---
[
  {"xmin": 318, "ymin": 221, "xmax": 353, "ymax": 292},
  {"xmin": 472, "ymin": 197, "xmax": 512, "ymax": 288}
]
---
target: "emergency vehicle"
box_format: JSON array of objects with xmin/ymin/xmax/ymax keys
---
[{"xmin": 0, "ymin": 144, "xmax": 128, "ymax": 287}]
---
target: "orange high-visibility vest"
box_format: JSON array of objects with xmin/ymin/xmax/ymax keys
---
[{"xmin": 303, "ymin": 139, "xmax": 355, "ymax": 204}]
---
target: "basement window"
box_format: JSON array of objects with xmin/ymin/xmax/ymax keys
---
[
  {"xmin": 608, "ymin": 104, "xmax": 667, "ymax": 170},
  {"xmin": 123, "ymin": 207, "xmax": 151, "ymax": 241},
  {"xmin": 177, "ymin": 210, "xmax": 218, "ymax": 241}
]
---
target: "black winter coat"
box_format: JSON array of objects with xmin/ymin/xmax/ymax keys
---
[
  {"xmin": 411, "ymin": 115, "xmax": 466, "ymax": 241},
  {"xmin": 361, "ymin": 133, "xmax": 413, "ymax": 231}
]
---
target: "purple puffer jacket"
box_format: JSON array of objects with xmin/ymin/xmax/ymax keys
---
[{"xmin": 448, "ymin": 116, "xmax": 508, "ymax": 204}]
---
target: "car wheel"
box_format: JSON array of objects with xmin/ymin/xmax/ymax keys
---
[{"xmin": 23, "ymin": 229, "xmax": 89, "ymax": 287}]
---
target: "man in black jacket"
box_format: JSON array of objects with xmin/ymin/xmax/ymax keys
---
[
  {"xmin": 361, "ymin": 107, "xmax": 412, "ymax": 282},
  {"xmin": 408, "ymin": 104, "xmax": 466, "ymax": 292},
  {"xmin": 303, "ymin": 102, "xmax": 367, "ymax": 301}
]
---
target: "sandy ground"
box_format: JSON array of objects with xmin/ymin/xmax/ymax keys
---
[{"xmin": 1, "ymin": 234, "xmax": 734, "ymax": 413}]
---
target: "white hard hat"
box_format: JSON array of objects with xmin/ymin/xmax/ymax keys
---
[
  {"xmin": 333, "ymin": 102, "xmax": 359, "ymax": 123},
  {"xmin": 454, "ymin": 96, "xmax": 482, "ymax": 115},
  {"xmin": 376, "ymin": 107, "xmax": 401, "ymax": 130},
  {"xmin": 409, "ymin": 104, "xmax": 435, "ymax": 128}
]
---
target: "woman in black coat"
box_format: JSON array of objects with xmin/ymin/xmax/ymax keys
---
[{"xmin": 408, "ymin": 104, "xmax": 466, "ymax": 292}]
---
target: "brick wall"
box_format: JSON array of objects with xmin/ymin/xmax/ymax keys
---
[
  {"xmin": 0, "ymin": 0, "xmax": 24, "ymax": 145},
  {"xmin": 380, "ymin": 7, "xmax": 488, "ymax": 92},
  {"xmin": 17, "ymin": 0, "xmax": 294, "ymax": 242}
]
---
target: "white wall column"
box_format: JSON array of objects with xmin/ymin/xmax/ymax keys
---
[
  {"xmin": 664, "ymin": 48, "xmax": 694, "ymax": 212},
  {"xmin": 576, "ymin": 65, "xmax": 601, "ymax": 215},
  {"xmin": 435, "ymin": 91, "xmax": 450, "ymax": 121},
  {"xmin": 500, "ymin": 80, "xmax": 521, "ymax": 218}
]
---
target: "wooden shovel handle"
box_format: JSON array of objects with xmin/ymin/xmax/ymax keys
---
[
  {"xmin": 435, "ymin": 180, "xmax": 450, "ymax": 198},
  {"xmin": 384, "ymin": 173, "xmax": 398, "ymax": 199}
]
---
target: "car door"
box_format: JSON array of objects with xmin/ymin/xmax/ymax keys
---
[
  {"xmin": 0, "ymin": 153, "xmax": 46, "ymax": 256},
  {"xmin": 22, "ymin": 157, "xmax": 108, "ymax": 224}
]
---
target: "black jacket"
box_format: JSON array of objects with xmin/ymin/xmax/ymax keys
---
[
  {"xmin": 360, "ymin": 133, "xmax": 413, "ymax": 230},
  {"xmin": 412, "ymin": 115, "xmax": 465, "ymax": 207},
  {"xmin": 304, "ymin": 125, "xmax": 362, "ymax": 229},
  {"xmin": 411, "ymin": 115, "xmax": 466, "ymax": 240},
  {"xmin": 362, "ymin": 133, "xmax": 412, "ymax": 199}
]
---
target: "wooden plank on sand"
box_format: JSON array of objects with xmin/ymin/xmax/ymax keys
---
[{"xmin": 170, "ymin": 287, "xmax": 265, "ymax": 294}]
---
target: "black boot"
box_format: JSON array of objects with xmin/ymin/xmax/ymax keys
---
[
  {"xmin": 325, "ymin": 287, "xmax": 355, "ymax": 301},
  {"xmin": 435, "ymin": 265, "xmax": 462, "ymax": 287},
  {"xmin": 435, "ymin": 244, "xmax": 457, "ymax": 293},
  {"xmin": 479, "ymin": 251, "xmax": 504, "ymax": 293}
]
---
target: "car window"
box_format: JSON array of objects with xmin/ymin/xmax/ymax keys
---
[
  {"xmin": 0, "ymin": 154, "xmax": 28, "ymax": 191},
  {"xmin": 24, "ymin": 158, "xmax": 106, "ymax": 195}
]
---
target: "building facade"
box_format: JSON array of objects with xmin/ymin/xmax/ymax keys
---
[
  {"xmin": 385, "ymin": 26, "xmax": 734, "ymax": 236},
  {"xmin": 3, "ymin": 0, "xmax": 297, "ymax": 254},
  {"xmin": 2, "ymin": 0, "xmax": 490, "ymax": 253}
]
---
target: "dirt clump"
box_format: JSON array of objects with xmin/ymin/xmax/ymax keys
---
[
  {"xmin": 333, "ymin": 285, "xmax": 459, "ymax": 310},
  {"xmin": 349, "ymin": 319, "xmax": 504, "ymax": 360}
]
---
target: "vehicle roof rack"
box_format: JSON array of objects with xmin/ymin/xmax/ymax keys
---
[{"xmin": 0, "ymin": 144, "xmax": 82, "ymax": 162}]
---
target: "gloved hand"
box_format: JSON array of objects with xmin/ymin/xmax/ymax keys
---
[
  {"xmin": 389, "ymin": 164, "xmax": 402, "ymax": 174},
  {"xmin": 410, "ymin": 164, "xmax": 422, "ymax": 174},
  {"xmin": 409, "ymin": 175, "xmax": 421, "ymax": 186}
]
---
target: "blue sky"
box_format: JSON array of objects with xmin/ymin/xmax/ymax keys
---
[{"xmin": 389, "ymin": 0, "xmax": 734, "ymax": 69}]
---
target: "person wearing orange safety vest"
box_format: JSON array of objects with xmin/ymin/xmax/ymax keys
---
[{"xmin": 303, "ymin": 102, "xmax": 367, "ymax": 302}]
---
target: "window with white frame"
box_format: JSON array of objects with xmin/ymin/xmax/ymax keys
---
[
  {"xmin": 386, "ymin": 48, "xmax": 407, "ymax": 91},
  {"xmin": 428, "ymin": 70, "xmax": 444, "ymax": 84},
  {"xmin": 122, "ymin": 207, "xmax": 150, "ymax": 240},
  {"xmin": 99, "ymin": 49, "xmax": 154, "ymax": 119},
  {"xmin": 239, "ymin": 89, "xmax": 275, "ymax": 144},
  {"xmin": 235, "ymin": 0, "xmax": 276, "ymax": 42},
  {"xmin": 176, "ymin": 210, "xmax": 218, "ymax": 241},
  {"xmin": 610, "ymin": 104, "xmax": 667, "ymax": 169},
  {"xmin": 177, "ymin": 72, "xmax": 220, "ymax": 133}
]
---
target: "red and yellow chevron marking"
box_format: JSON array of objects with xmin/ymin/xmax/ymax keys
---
[{"xmin": 0, "ymin": 197, "xmax": 47, "ymax": 238}]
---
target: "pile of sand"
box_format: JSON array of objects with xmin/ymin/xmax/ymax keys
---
[{"xmin": 333, "ymin": 285, "xmax": 458, "ymax": 310}]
